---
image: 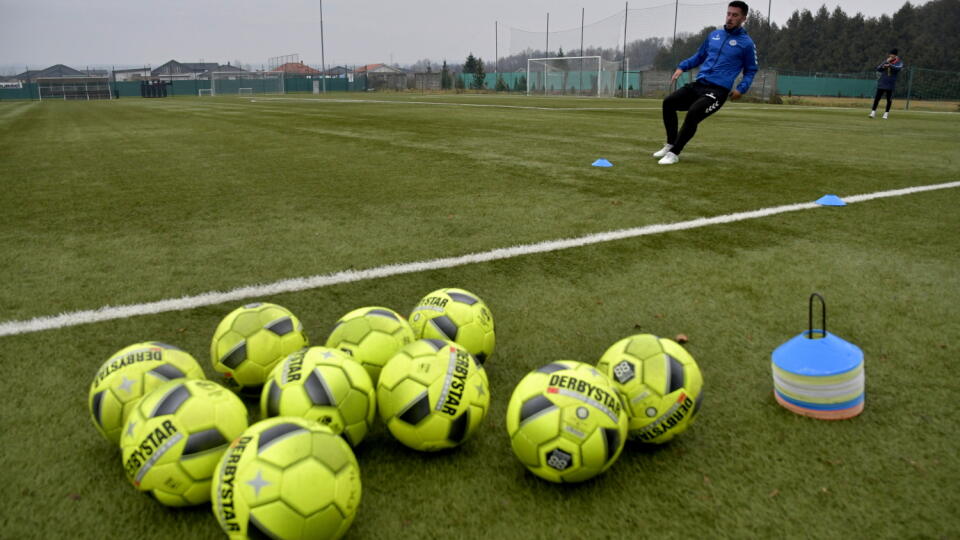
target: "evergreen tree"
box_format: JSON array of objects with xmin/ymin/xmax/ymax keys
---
[
  {"xmin": 653, "ymin": 27, "xmax": 712, "ymax": 70},
  {"xmin": 755, "ymin": 0, "xmax": 960, "ymax": 73},
  {"xmin": 441, "ymin": 0, "xmax": 960, "ymax": 81},
  {"xmin": 472, "ymin": 57, "xmax": 486, "ymax": 89},
  {"xmin": 441, "ymin": 60, "xmax": 452, "ymax": 89},
  {"xmin": 463, "ymin": 53, "xmax": 478, "ymax": 74},
  {"xmin": 516, "ymin": 75, "xmax": 527, "ymax": 92},
  {"xmin": 916, "ymin": 0, "xmax": 960, "ymax": 71},
  {"xmin": 825, "ymin": 7, "xmax": 851, "ymax": 72}
]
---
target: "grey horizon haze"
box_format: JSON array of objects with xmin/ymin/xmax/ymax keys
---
[{"xmin": 0, "ymin": 0, "xmax": 928, "ymax": 71}]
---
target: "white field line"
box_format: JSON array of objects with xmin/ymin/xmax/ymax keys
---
[
  {"xmin": 1, "ymin": 181, "xmax": 958, "ymax": 338},
  {"xmin": 733, "ymin": 105, "xmax": 959, "ymax": 115},
  {"xmin": 251, "ymin": 96, "xmax": 958, "ymax": 115},
  {"xmin": 254, "ymin": 96, "xmax": 658, "ymax": 111}
]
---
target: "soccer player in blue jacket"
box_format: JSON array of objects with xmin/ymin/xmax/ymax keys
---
[
  {"xmin": 870, "ymin": 48, "xmax": 903, "ymax": 119},
  {"xmin": 653, "ymin": 1, "xmax": 758, "ymax": 165}
]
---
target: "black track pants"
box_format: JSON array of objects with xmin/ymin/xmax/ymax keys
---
[
  {"xmin": 872, "ymin": 88, "xmax": 893, "ymax": 112},
  {"xmin": 662, "ymin": 82, "xmax": 729, "ymax": 155}
]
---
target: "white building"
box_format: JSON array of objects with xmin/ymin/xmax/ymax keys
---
[{"xmin": 113, "ymin": 67, "xmax": 152, "ymax": 81}]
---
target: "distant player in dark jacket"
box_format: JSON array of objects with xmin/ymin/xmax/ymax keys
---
[
  {"xmin": 870, "ymin": 48, "xmax": 903, "ymax": 119},
  {"xmin": 653, "ymin": 1, "xmax": 758, "ymax": 165}
]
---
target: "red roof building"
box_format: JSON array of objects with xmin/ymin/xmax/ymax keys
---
[
  {"xmin": 274, "ymin": 62, "xmax": 322, "ymax": 74},
  {"xmin": 353, "ymin": 63, "xmax": 404, "ymax": 74}
]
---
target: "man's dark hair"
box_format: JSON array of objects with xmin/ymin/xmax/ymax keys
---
[
  {"xmin": 729, "ymin": 1, "xmax": 749, "ymax": 15},
  {"xmin": 889, "ymin": 48, "xmax": 899, "ymax": 55}
]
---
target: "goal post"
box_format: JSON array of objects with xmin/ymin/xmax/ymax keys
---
[
  {"xmin": 209, "ymin": 71, "xmax": 285, "ymax": 96},
  {"xmin": 526, "ymin": 56, "xmax": 620, "ymax": 97},
  {"xmin": 36, "ymin": 77, "xmax": 112, "ymax": 101},
  {"xmin": 198, "ymin": 88, "xmax": 213, "ymax": 97}
]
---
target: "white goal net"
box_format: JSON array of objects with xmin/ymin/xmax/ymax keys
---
[
  {"xmin": 209, "ymin": 71, "xmax": 284, "ymax": 96},
  {"xmin": 526, "ymin": 56, "xmax": 621, "ymax": 97},
  {"xmin": 37, "ymin": 77, "xmax": 112, "ymax": 101}
]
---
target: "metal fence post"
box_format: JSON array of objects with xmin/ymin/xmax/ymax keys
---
[{"xmin": 905, "ymin": 66, "xmax": 914, "ymax": 111}]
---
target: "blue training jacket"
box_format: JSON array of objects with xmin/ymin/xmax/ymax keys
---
[
  {"xmin": 875, "ymin": 57, "xmax": 903, "ymax": 90},
  {"xmin": 679, "ymin": 26, "xmax": 758, "ymax": 94}
]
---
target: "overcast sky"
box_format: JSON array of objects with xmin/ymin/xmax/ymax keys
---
[{"xmin": 0, "ymin": 0, "xmax": 927, "ymax": 71}]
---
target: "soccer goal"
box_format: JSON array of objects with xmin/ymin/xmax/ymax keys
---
[
  {"xmin": 37, "ymin": 77, "xmax": 112, "ymax": 101},
  {"xmin": 209, "ymin": 71, "xmax": 285, "ymax": 96},
  {"xmin": 526, "ymin": 56, "xmax": 621, "ymax": 97},
  {"xmin": 198, "ymin": 88, "xmax": 213, "ymax": 97}
]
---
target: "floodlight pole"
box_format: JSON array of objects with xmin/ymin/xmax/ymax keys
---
[
  {"xmin": 545, "ymin": 13, "xmax": 550, "ymax": 58},
  {"xmin": 579, "ymin": 8, "xmax": 585, "ymax": 57},
  {"xmin": 761, "ymin": 1, "xmax": 772, "ymax": 101},
  {"xmin": 495, "ymin": 21, "xmax": 499, "ymax": 87},
  {"xmin": 621, "ymin": 2, "xmax": 629, "ymax": 98},
  {"xmin": 671, "ymin": 0, "xmax": 680, "ymax": 89},
  {"xmin": 320, "ymin": 0, "xmax": 327, "ymax": 93},
  {"xmin": 579, "ymin": 8, "xmax": 585, "ymax": 96}
]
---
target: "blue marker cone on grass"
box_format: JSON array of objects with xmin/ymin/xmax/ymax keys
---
[
  {"xmin": 816, "ymin": 194, "xmax": 846, "ymax": 206},
  {"xmin": 592, "ymin": 158, "xmax": 613, "ymax": 167}
]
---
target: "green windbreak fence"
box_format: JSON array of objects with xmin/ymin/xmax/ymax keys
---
[
  {"xmin": 776, "ymin": 74, "xmax": 876, "ymax": 98},
  {"xmin": 0, "ymin": 85, "xmax": 36, "ymax": 100},
  {"xmin": 460, "ymin": 71, "xmax": 643, "ymax": 93},
  {"xmin": 903, "ymin": 68, "xmax": 960, "ymax": 101},
  {"xmin": 775, "ymin": 67, "xmax": 960, "ymax": 102},
  {"xmin": 282, "ymin": 77, "xmax": 366, "ymax": 92},
  {"xmin": 461, "ymin": 72, "xmax": 526, "ymax": 91},
  {"xmin": 0, "ymin": 77, "xmax": 365, "ymax": 100},
  {"xmin": 2, "ymin": 69, "xmax": 957, "ymax": 102},
  {"xmin": 0, "ymin": 81, "xmax": 213, "ymax": 100}
]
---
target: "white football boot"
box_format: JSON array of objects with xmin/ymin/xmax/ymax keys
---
[
  {"xmin": 653, "ymin": 144, "xmax": 674, "ymax": 158},
  {"xmin": 658, "ymin": 152, "xmax": 679, "ymax": 165}
]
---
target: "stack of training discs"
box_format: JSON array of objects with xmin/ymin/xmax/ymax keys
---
[
  {"xmin": 771, "ymin": 330, "xmax": 864, "ymax": 420},
  {"xmin": 770, "ymin": 294, "xmax": 864, "ymax": 420}
]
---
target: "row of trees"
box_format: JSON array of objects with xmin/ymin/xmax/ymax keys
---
[
  {"xmin": 412, "ymin": 0, "xmax": 956, "ymax": 83},
  {"xmin": 656, "ymin": 0, "xmax": 960, "ymax": 73}
]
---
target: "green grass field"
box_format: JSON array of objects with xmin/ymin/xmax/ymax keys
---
[{"xmin": 1, "ymin": 93, "xmax": 958, "ymax": 539}]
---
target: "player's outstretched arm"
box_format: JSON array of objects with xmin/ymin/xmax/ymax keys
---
[{"xmin": 735, "ymin": 40, "xmax": 759, "ymax": 95}]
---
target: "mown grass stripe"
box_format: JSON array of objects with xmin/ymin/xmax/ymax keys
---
[{"xmin": 0, "ymin": 180, "xmax": 956, "ymax": 338}]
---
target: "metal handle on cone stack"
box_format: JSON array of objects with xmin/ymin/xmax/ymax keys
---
[{"xmin": 808, "ymin": 293, "xmax": 826, "ymax": 339}]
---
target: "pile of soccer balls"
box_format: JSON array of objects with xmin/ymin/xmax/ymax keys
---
[
  {"xmin": 87, "ymin": 285, "xmax": 704, "ymax": 538},
  {"xmin": 86, "ymin": 287, "xmax": 494, "ymax": 540},
  {"xmin": 506, "ymin": 334, "xmax": 704, "ymax": 483}
]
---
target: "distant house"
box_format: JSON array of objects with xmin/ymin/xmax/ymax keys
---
[
  {"xmin": 354, "ymin": 63, "xmax": 404, "ymax": 74},
  {"xmin": 274, "ymin": 62, "xmax": 321, "ymax": 75},
  {"xmin": 216, "ymin": 63, "xmax": 246, "ymax": 74},
  {"xmin": 356, "ymin": 64, "xmax": 407, "ymax": 91},
  {"xmin": 151, "ymin": 60, "xmax": 245, "ymax": 80},
  {"xmin": 15, "ymin": 64, "xmax": 85, "ymax": 83},
  {"xmin": 112, "ymin": 67, "xmax": 152, "ymax": 81},
  {"xmin": 324, "ymin": 66, "xmax": 352, "ymax": 78}
]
